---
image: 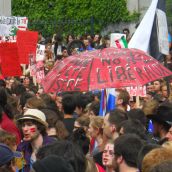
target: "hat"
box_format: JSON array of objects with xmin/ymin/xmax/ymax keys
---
[
  {"xmin": 17, "ymin": 109, "xmax": 48, "ymax": 127},
  {"xmin": 0, "ymin": 143, "xmax": 22, "ymax": 166},
  {"xmin": 147, "ymin": 102, "xmax": 172, "ymax": 125},
  {"xmin": 33, "ymin": 155, "xmax": 74, "ymax": 172}
]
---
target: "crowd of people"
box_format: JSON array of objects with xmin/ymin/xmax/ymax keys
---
[{"xmin": 0, "ymin": 29, "xmax": 172, "ymax": 172}]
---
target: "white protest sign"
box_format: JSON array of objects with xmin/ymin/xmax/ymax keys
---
[
  {"xmin": 36, "ymin": 44, "xmax": 45, "ymax": 62},
  {"xmin": 0, "ymin": 16, "xmax": 28, "ymax": 42},
  {"xmin": 156, "ymin": 9, "xmax": 169, "ymax": 55},
  {"xmin": 110, "ymin": 33, "xmax": 126, "ymax": 48}
]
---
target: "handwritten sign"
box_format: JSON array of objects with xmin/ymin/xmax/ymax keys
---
[
  {"xmin": 29, "ymin": 54, "xmax": 37, "ymax": 76},
  {"xmin": 0, "ymin": 43, "xmax": 22, "ymax": 76},
  {"xmin": 42, "ymin": 48, "xmax": 172, "ymax": 93},
  {"xmin": 36, "ymin": 44, "xmax": 45, "ymax": 61},
  {"xmin": 17, "ymin": 30, "xmax": 38, "ymax": 64},
  {"xmin": 0, "ymin": 16, "xmax": 28, "ymax": 42},
  {"xmin": 126, "ymin": 86, "xmax": 146, "ymax": 97}
]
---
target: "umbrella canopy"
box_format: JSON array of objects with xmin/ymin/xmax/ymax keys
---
[{"xmin": 42, "ymin": 47, "xmax": 172, "ymax": 93}]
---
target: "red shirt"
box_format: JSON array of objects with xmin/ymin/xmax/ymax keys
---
[{"xmin": 0, "ymin": 113, "xmax": 21, "ymax": 144}]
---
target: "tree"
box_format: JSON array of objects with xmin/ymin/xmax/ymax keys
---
[{"xmin": 12, "ymin": 0, "xmax": 139, "ymax": 36}]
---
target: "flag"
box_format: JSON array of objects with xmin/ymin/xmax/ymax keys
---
[
  {"xmin": 128, "ymin": 0, "xmax": 169, "ymax": 60},
  {"xmin": 128, "ymin": 0, "xmax": 158, "ymax": 52},
  {"xmin": 99, "ymin": 88, "xmax": 116, "ymax": 116},
  {"xmin": 115, "ymin": 36, "xmax": 128, "ymax": 48},
  {"xmin": 148, "ymin": 120, "xmax": 154, "ymax": 133},
  {"xmin": 99, "ymin": 89, "xmax": 107, "ymax": 116}
]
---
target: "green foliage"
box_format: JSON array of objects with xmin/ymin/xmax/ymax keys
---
[{"xmin": 12, "ymin": 0, "xmax": 139, "ymax": 36}]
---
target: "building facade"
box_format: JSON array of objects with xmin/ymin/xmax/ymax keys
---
[{"xmin": 0, "ymin": 0, "xmax": 11, "ymax": 16}]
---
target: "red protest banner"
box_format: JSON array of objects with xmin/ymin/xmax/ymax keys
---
[
  {"xmin": 0, "ymin": 42, "xmax": 22, "ymax": 77},
  {"xmin": 36, "ymin": 61, "xmax": 45, "ymax": 83},
  {"xmin": 17, "ymin": 30, "xmax": 38, "ymax": 64}
]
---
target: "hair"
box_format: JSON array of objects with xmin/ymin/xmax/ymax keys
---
[
  {"xmin": 127, "ymin": 109, "xmax": 147, "ymax": 127},
  {"xmin": 75, "ymin": 115, "xmax": 90, "ymax": 129},
  {"xmin": 142, "ymin": 100, "xmax": 159, "ymax": 116},
  {"xmin": 89, "ymin": 101, "xmax": 100, "ymax": 116},
  {"xmin": 162, "ymin": 141, "xmax": 172, "ymax": 149},
  {"xmin": 62, "ymin": 94, "xmax": 76, "ymax": 115},
  {"xmin": 0, "ymin": 130, "xmax": 16, "ymax": 151},
  {"xmin": 108, "ymin": 109, "xmax": 128, "ymax": 132},
  {"xmin": 0, "ymin": 79, "xmax": 6, "ymax": 88},
  {"xmin": 0, "ymin": 161, "xmax": 14, "ymax": 172},
  {"xmin": 149, "ymin": 160, "xmax": 172, "ymax": 172},
  {"xmin": 116, "ymin": 89, "xmax": 130, "ymax": 106},
  {"xmin": 26, "ymin": 96, "xmax": 46, "ymax": 109},
  {"xmin": 114, "ymin": 134, "xmax": 143, "ymax": 168},
  {"xmin": 137, "ymin": 143, "xmax": 161, "ymax": 171},
  {"xmin": 90, "ymin": 116, "xmax": 104, "ymax": 135},
  {"xmin": 119, "ymin": 119, "xmax": 146, "ymax": 140},
  {"xmin": 142, "ymin": 148, "xmax": 172, "ymax": 172},
  {"xmin": 85, "ymin": 157, "xmax": 98, "ymax": 172},
  {"xmin": 70, "ymin": 128, "xmax": 90, "ymax": 155},
  {"xmin": 36, "ymin": 140, "xmax": 86, "ymax": 172}
]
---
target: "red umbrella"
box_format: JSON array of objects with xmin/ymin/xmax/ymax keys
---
[{"xmin": 42, "ymin": 47, "xmax": 172, "ymax": 93}]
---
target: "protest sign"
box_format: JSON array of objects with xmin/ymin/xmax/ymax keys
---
[
  {"xmin": 17, "ymin": 30, "xmax": 38, "ymax": 64},
  {"xmin": 29, "ymin": 54, "xmax": 37, "ymax": 77},
  {"xmin": 0, "ymin": 16, "xmax": 28, "ymax": 42},
  {"xmin": 36, "ymin": 61, "xmax": 45, "ymax": 83},
  {"xmin": 126, "ymin": 86, "xmax": 147, "ymax": 97},
  {"xmin": 0, "ymin": 42, "xmax": 22, "ymax": 76},
  {"xmin": 36, "ymin": 44, "xmax": 45, "ymax": 61}
]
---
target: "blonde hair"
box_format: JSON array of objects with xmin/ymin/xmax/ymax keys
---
[
  {"xmin": 142, "ymin": 148, "xmax": 172, "ymax": 172},
  {"xmin": 90, "ymin": 116, "xmax": 103, "ymax": 130}
]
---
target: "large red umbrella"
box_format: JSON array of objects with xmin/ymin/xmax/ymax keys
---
[{"xmin": 42, "ymin": 47, "xmax": 172, "ymax": 93}]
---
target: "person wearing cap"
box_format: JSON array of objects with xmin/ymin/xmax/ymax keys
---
[
  {"xmin": 17, "ymin": 109, "xmax": 55, "ymax": 172},
  {"xmin": 0, "ymin": 143, "xmax": 22, "ymax": 172},
  {"xmin": 147, "ymin": 102, "xmax": 172, "ymax": 142}
]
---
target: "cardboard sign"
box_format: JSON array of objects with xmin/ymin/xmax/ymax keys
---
[
  {"xmin": 36, "ymin": 44, "xmax": 45, "ymax": 61},
  {"xmin": 17, "ymin": 30, "xmax": 38, "ymax": 64},
  {"xmin": 0, "ymin": 42, "xmax": 22, "ymax": 76},
  {"xmin": 0, "ymin": 16, "xmax": 28, "ymax": 42}
]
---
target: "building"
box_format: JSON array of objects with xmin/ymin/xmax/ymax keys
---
[{"xmin": 0, "ymin": 0, "xmax": 11, "ymax": 16}]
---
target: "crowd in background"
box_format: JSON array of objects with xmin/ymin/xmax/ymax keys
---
[{"xmin": 0, "ymin": 29, "xmax": 172, "ymax": 172}]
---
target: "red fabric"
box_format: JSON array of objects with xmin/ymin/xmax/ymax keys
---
[
  {"xmin": 96, "ymin": 163, "xmax": 105, "ymax": 172},
  {"xmin": 0, "ymin": 43, "xmax": 22, "ymax": 77},
  {"xmin": 0, "ymin": 113, "xmax": 21, "ymax": 144},
  {"xmin": 42, "ymin": 47, "xmax": 172, "ymax": 93},
  {"xmin": 90, "ymin": 137, "xmax": 95, "ymax": 154},
  {"xmin": 17, "ymin": 30, "xmax": 38, "ymax": 64}
]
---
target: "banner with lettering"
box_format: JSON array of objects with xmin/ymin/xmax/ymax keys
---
[
  {"xmin": 126, "ymin": 86, "xmax": 147, "ymax": 97},
  {"xmin": 36, "ymin": 61, "xmax": 45, "ymax": 83},
  {"xmin": 36, "ymin": 44, "xmax": 45, "ymax": 61},
  {"xmin": 0, "ymin": 16, "xmax": 28, "ymax": 42}
]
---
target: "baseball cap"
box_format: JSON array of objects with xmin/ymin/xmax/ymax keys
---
[
  {"xmin": 17, "ymin": 109, "xmax": 48, "ymax": 127},
  {"xmin": 0, "ymin": 143, "xmax": 22, "ymax": 166}
]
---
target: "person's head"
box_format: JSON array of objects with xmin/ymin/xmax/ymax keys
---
[
  {"xmin": 161, "ymin": 84, "xmax": 171, "ymax": 98},
  {"xmin": 74, "ymin": 115, "xmax": 90, "ymax": 132},
  {"xmin": 33, "ymin": 155, "xmax": 74, "ymax": 172},
  {"xmin": 113, "ymin": 134, "xmax": 143, "ymax": 172},
  {"xmin": 137, "ymin": 143, "xmax": 161, "ymax": 171},
  {"xmin": 36, "ymin": 140, "xmax": 86, "ymax": 172},
  {"xmin": 127, "ymin": 109, "xmax": 147, "ymax": 127},
  {"xmin": 0, "ymin": 143, "xmax": 21, "ymax": 172},
  {"xmin": 0, "ymin": 130, "xmax": 17, "ymax": 151},
  {"xmin": 88, "ymin": 116, "xmax": 103, "ymax": 139},
  {"xmin": 66, "ymin": 34, "xmax": 75, "ymax": 44},
  {"xmin": 115, "ymin": 89, "xmax": 130, "ymax": 111},
  {"xmin": 24, "ymin": 96, "xmax": 46, "ymax": 112},
  {"xmin": 62, "ymin": 94, "xmax": 76, "ymax": 115},
  {"xmin": 103, "ymin": 109, "xmax": 127, "ymax": 140},
  {"xmin": 17, "ymin": 109, "xmax": 48, "ymax": 141},
  {"xmin": 123, "ymin": 28, "xmax": 130, "ymax": 37},
  {"xmin": 88, "ymin": 101, "xmax": 100, "ymax": 116},
  {"xmin": 146, "ymin": 83, "xmax": 154, "ymax": 92},
  {"xmin": 142, "ymin": 148, "xmax": 172, "ymax": 172},
  {"xmin": 165, "ymin": 126, "xmax": 172, "ymax": 141},
  {"xmin": 149, "ymin": 160, "xmax": 172, "ymax": 172},
  {"xmin": 102, "ymin": 140, "xmax": 114, "ymax": 168},
  {"xmin": 119, "ymin": 120, "xmax": 146, "ymax": 140},
  {"xmin": 153, "ymin": 80, "xmax": 163, "ymax": 93}
]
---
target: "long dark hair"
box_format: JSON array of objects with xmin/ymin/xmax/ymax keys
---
[{"xmin": 0, "ymin": 87, "xmax": 13, "ymax": 121}]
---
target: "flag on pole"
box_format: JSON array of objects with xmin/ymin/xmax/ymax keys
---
[
  {"xmin": 128, "ymin": 0, "xmax": 169, "ymax": 60},
  {"xmin": 99, "ymin": 88, "xmax": 116, "ymax": 116}
]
